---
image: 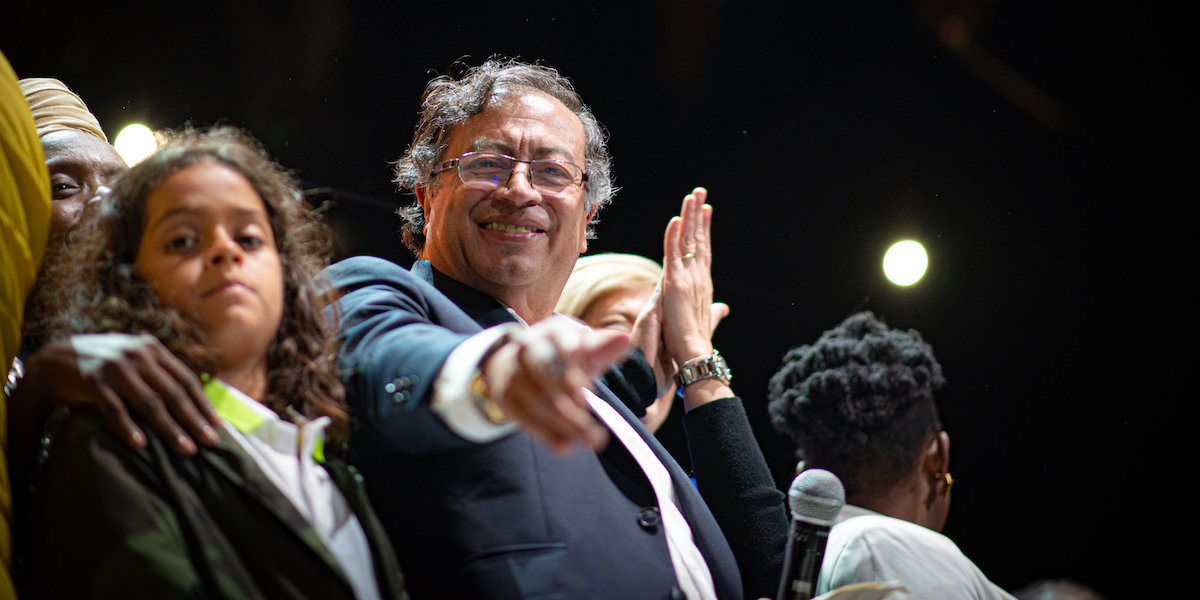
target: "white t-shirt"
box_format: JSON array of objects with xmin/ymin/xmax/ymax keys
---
[{"xmin": 818, "ymin": 504, "xmax": 1015, "ymax": 600}]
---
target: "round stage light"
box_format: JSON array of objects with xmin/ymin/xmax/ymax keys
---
[
  {"xmin": 114, "ymin": 123, "xmax": 157, "ymax": 166},
  {"xmin": 883, "ymin": 240, "xmax": 928, "ymax": 286}
]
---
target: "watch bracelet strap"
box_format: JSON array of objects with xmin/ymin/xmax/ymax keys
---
[{"xmin": 673, "ymin": 350, "xmax": 729, "ymax": 390}]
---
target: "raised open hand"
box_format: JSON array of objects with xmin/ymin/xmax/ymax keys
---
[{"xmin": 661, "ymin": 188, "xmax": 719, "ymax": 364}]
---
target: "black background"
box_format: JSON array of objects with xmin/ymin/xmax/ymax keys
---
[{"xmin": 4, "ymin": 1, "xmax": 1164, "ymax": 597}]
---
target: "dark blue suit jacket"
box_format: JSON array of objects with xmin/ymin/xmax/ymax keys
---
[{"xmin": 328, "ymin": 256, "xmax": 744, "ymax": 600}]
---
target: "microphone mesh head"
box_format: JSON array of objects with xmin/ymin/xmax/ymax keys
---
[{"xmin": 788, "ymin": 469, "xmax": 846, "ymax": 526}]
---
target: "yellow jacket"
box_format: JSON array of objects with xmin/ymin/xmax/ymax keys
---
[{"xmin": 0, "ymin": 50, "xmax": 51, "ymax": 600}]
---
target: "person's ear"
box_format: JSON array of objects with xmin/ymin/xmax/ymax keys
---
[
  {"xmin": 415, "ymin": 185, "xmax": 429, "ymax": 213},
  {"xmin": 922, "ymin": 431, "xmax": 952, "ymax": 503},
  {"xmin": 928, "ymin": 431, "xmax": 950, "ymax": 475},
  {"xmin": 578, "ymin": 204, "xmax": 599, "ymax": 254},
  {"xmin": 415, "ymin": 185, "xmax": 434, "ymax": 236}
]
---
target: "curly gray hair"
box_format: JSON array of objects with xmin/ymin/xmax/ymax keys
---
[{"xmin": 393, "ymin": 58, "xmax": 615, "ymax": 255}]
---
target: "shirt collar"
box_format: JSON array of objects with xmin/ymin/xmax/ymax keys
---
[
  {"xmin": 203, "ymin": 377, "xmax": 326, "ymax": 463},
  {"xmin": 835, "ymin": 503, "xmax": 882, "ymax": 524},
  {"xmin": 414, "ymin": 259, "xmax": 521, "ymax": 328}
]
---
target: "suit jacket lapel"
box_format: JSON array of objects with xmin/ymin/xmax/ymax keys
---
[
  {"xmin": 416, "ymin": 259, "xmax": 518, "ymax": 328},
  {"xmin": 591, "ymin": 380, "xmax": 698, "ymax": 504},
  {"xmin": 592, "ymin": 379, "xmax": 739, "ymax": 596}
]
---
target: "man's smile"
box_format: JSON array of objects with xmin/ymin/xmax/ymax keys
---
[{"xmin": 482, "ymin": 222, "xmax": 543, "ymax": 234}]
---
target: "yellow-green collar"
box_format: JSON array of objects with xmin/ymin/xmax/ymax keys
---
[{"xmin": 203, "ymin": 376, "xmax": 325, "ymax": 463}]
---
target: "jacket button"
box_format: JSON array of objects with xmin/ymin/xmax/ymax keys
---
[
  {"xmin": 669, "ymin": 586, "xmax": 686, "ymax": 600},
  {"xmin": 386, "ymin": 376, "xmax": 415, "ymax": 395},
  {"xmin": 637, "ymin": 506, "xmax": 660, "ymax": 532}
]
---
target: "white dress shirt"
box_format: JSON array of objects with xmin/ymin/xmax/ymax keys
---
[{"xmin": 207, "ymin": 379, "xmax": 382, "ymax": 600}]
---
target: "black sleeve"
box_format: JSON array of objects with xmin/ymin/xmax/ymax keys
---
[
  {"xmin": 683, "ymin": 397, "xmax": 789, "ymax": 600},
  {"xmin": 600, "ymin": 346, "xmax": 657, "ymax": 419}
]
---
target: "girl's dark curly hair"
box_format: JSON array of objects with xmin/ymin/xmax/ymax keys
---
[
  {"xmin": 767, "ymin": 311, "xmax": 946, "ymax": 498},
  {"xmin": 48, "ymin": 125, "xmax": 349, "ymax": 452}
]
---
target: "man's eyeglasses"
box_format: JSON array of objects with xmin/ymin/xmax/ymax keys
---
[{"xmin": 432, "ymin": 152, "xmax": 587, "ymax": 194}]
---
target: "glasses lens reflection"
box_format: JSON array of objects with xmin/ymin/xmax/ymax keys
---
[{"xmin": 455, "ymin": 153, "xmax": 583, "ymax": 193}]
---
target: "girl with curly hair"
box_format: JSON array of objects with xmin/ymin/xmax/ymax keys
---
[{"xmin": 21, "ymin": 126, "xmax": 407, "ymax": 599}]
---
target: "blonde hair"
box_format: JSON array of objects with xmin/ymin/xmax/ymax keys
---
[{"xmin": 556, "ymin": 253, "xmax": 662, "ymax": 319}]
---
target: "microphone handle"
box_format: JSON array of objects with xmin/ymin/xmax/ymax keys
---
[{"xmin": 775, "ymin": 520, "xmax": 831, "ymax": 600}]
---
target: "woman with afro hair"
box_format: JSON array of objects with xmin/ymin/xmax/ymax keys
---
[{"xmin": 768, "ymin": 311, "xmax": 1014, "ymax": 599}]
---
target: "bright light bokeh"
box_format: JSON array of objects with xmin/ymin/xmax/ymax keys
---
[
  {"xmin": 883, "ymin": 240, "xmax": 928, "ymax": 286},
  {"xmin": 113, "ymin": 123, "xmax": 158, "ymax": 166}
]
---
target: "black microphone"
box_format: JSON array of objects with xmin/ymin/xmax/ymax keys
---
[{"xmin": 775, "ymin": 468, "xmax": 845, "ymax": 600}]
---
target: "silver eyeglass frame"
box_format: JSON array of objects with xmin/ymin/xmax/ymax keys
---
[{"xmin": 432, "ymin": 151, "xmax": 588, "ymax": 191}]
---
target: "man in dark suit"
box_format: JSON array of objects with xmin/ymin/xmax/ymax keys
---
[
  {"xmin": 326, "ymin": 58, "xmax": 784, "ymax": 599},
  {"xmin": 15, "ymin": 57, "xmax": 785, "ymax": 599}
]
